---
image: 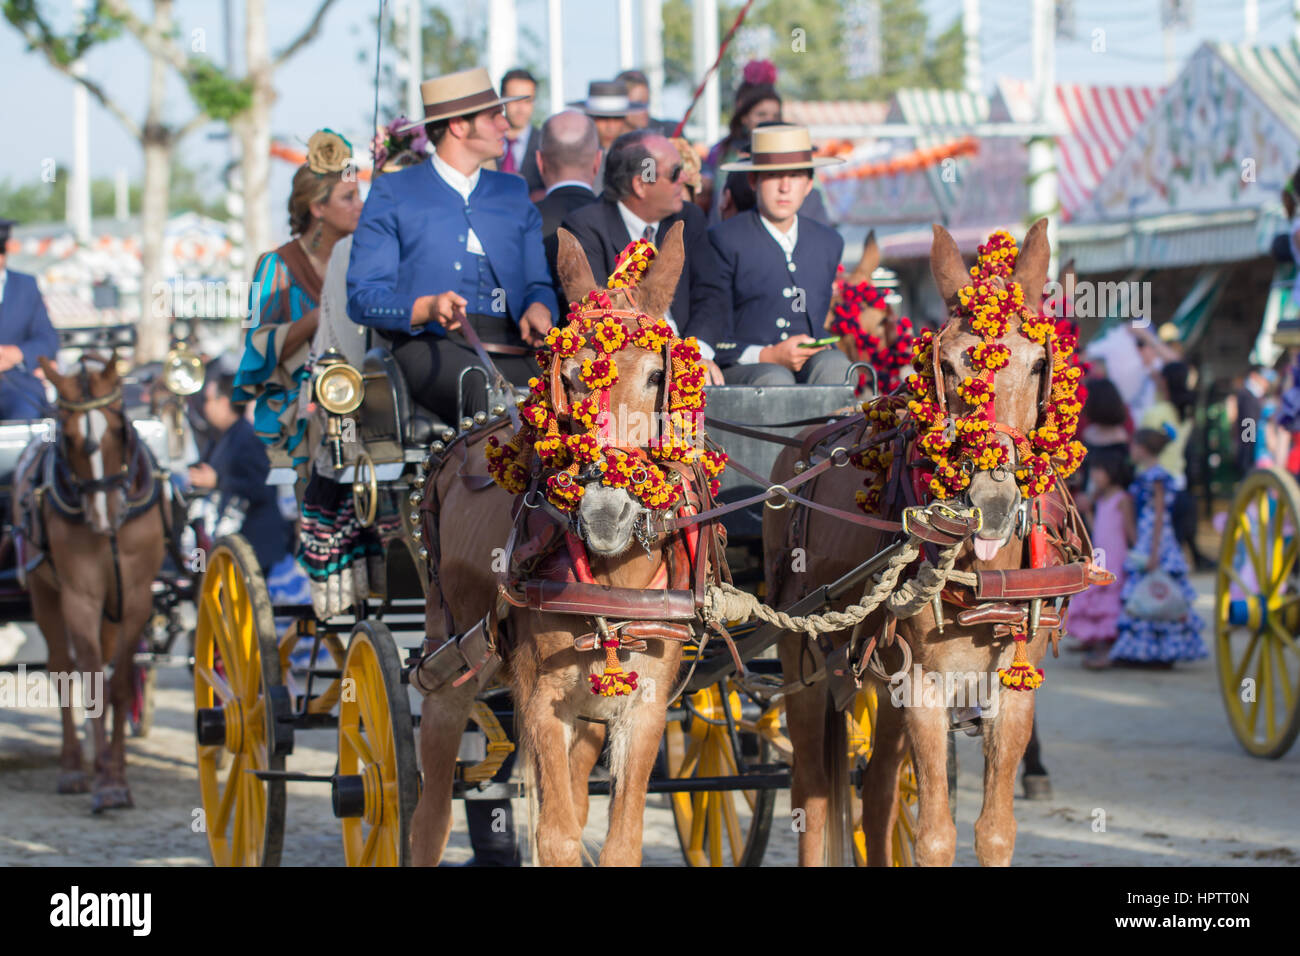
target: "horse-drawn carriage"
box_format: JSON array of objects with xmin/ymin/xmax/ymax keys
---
[
  {"xmin": 195, "ymin": 217, "xmax": 1110, "ymax": 872},
  {"xmin": 1, "ymin": 324, "xmax": 201, "ymax": 740}
]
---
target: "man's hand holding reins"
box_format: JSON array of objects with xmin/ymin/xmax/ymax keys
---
[
  {"xmin": 412, "ymin": 291, "xmax": 468, "ymax": 331},
  {"xmin": 518, "ymin": 302, "xmax": 553, "ymax": 348}
]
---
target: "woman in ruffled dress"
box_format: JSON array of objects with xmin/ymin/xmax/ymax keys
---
[
  {"xmin": 1107, "ymin": 428, "xmax": 1208, "ymax": 668},
  {"xmin": 234, "ymin": 129, "xmax": 362, "ymax": 470},
  {"xmin": 1072, "ymin": 450, "xmax": 1134, "ymax": 669}
]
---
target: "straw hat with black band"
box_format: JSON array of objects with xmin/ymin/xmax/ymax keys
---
[
  {"xmin": 718, "ymin": 124, "xmax": 843, "ymax": 172},
  {"xmin": 395, "ymin": 67, "xmax": 530, "ymax": 133}
]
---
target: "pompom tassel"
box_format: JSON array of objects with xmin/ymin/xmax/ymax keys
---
[
  {"xmin": 998, "ymin": 636, "xmax": 1044, "ymax": 691},
  {"xmin": 590, "ymin": 639, "xmax": 638, "ymax": 697}
]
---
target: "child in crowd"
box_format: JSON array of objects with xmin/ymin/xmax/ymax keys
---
[
  {"xmin": 1072, "ymin": 450, "xmax": 1135, "ymax": 669},
  {"xmin": 1107, "ymin": 428, "xmax": 1208, "ymax": 668}
]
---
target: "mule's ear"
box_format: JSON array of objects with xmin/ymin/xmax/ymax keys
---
[
  {"xmin": 930, "ymin": 224, "xmax": 969, "ymax": 306},
  {"xmin": 556, "ymin": 228, "xmax": 599, "ymax": 308},
  {"xmin": 847, "ymin": 230, "xmax": 880, "ymax": 285},
  {"xmin": 37, "ymin": 355, "xmax": 66, "ymax": 391},
  {"xmin": 637, "ymin": 220, "xmax": 686, "ymax": 320},
  {"xmin": 1013, "ymin": 218, "xmax": 1051, "ymax": 312}
]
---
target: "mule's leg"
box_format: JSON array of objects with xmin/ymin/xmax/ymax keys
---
[
  {"xmin": 97, "ymin": 587, "xmax": 154, "ymax": 811},
  {"xmin": 974, "ymin": 687, "xmax": 1036, "ymax": 866},
  {"xmin": 30, "ymin": 577, "xmax": 87, "ymax": 793},
  {"xmin": 861, "ymin": 680, "xmax": 908, "ymax": 866},
  {"xmin": 778, "ymin": 632, "xmax": 830, "ymax": 866},
  {"xmin": 411, "ymin": 681, "xmax": 476, "ymax": 866},
  {"xmin": 600, "ymin": 694, "xmax": 671, "ymax": 867},
  {"xmin": 522, "ymin": 675, "xmax": 584, "ymax": 867},
  {"xmin": 570, "ymin": 719, "xmax": 606, "ymax": 831},
  {"xmin": 904, "ymin": 698, "xmax": 957, "ymax": 866},
  {"xmin": 60, "ymin": 589, "xmax": 113, "ymax": 809}
]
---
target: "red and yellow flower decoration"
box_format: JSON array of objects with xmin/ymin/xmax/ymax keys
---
[
  {"xmin": 827, "ymin": 269, "xmax": 916, "ymax": 394},
  {"xmin": 850, "ymin": 230, "xmax": 1087, "ymax": 511},
  {"xmin": 486, "ymin": 238, "xmax": 727, "ymax": 513}
]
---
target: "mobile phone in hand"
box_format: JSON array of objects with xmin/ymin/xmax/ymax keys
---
[{"xmin": 799, "ymin": 336, "xmax": 841, "ymax": 349}]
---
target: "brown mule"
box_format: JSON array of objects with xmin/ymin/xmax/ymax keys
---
[
  {"xmin": 14, "ymin": 356, "xmax": 165, "ymax": 811},
  {"xmin": 767, "ymin": 220, "xmax": 1060, "ymax": 866},
  {"xmin": 824, "ymin": 231, "xmax": 911, "ymax": 387},
  {"xmin": 413, "ymin": 225, "xmax": 713, "ymax": 866}
]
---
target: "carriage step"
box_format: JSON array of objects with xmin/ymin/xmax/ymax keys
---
[
  {"xmin": 250, "ymin": 769, "xmax": 336, "ymax": 783},
  {"xmin": 588, "ymin": 772, "xmax": 792, "ymax": 795}
]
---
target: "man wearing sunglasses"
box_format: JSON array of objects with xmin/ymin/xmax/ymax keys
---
[{"xmin": 560, "ymin": 130, "xmax": 728, "ymax": 383}]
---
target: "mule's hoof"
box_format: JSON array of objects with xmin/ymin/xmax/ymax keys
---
[
  {"xmin": 91, "ymin": 785, "xmax": 134, "ymax": 813},
  {"xmin": 57, "ymin": 771, "xmax": 90, "ymax": 794},
  {"xmin": 1022, "ymin": 773, "xmax": 1052, "ymax": 800}
]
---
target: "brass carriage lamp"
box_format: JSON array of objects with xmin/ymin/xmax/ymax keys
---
[
  {"xmin": 162, "ymin": 341, "xmax": 205, "ymax": 397},
  {"xmin": 314, "ymin": 349, "xmax": 366, "ymax": 470}
]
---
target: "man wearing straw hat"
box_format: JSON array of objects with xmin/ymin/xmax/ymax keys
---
[
  {"xmin": 701, "ymin": 125, "xmax": 851, "ymax": 386},
  {"xmin": 347, "ymin": 66, "xmax": 556, "ymax": 428}
]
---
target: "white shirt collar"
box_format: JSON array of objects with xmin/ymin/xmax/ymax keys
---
[
  {"xmin": 0, "ymin": 269, "xmax": 7, "ymax": 304},
  {"xmin": 758, "ymin": 212, "xmax": 798, "ymax": 256},
  {"xmin": 545, "ymin": 180, "xmax": 595, "ymax": 197},
  {"xmin": 617, "ymin": 201, "xmax": 658, "ymax": 244},
  {"xmin": 431, "ymin": 150, "xmax": 480, "ymax": 202}
]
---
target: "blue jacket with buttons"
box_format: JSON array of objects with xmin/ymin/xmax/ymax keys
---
[
  {"xmin": 346, "ymin": 161, "xmax": 558, "ymax": 335},
  {"xmin": 701, "ymin": 209, "xmax": 844, "ymax": 367}
]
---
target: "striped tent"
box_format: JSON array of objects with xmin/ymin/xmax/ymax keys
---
[
  {"xmin": 1214, "ymin": 40, "xmax": 1300, "ymax": 140},
  {"xmin": 999, "ymin": 78, "xmax": 1162, "ymax": 221},
  {"xmin": 886, "ymin": 89, "xmax": 992, "ymax": 213}
]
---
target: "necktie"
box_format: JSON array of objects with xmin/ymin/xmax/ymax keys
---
[
  {"xmin": 501, "ymin": 138, "xmax": 518, "ymax": 174},
  {"xmin": 642, "ymin": 224, "xmax": 656, "ymax": 243}
]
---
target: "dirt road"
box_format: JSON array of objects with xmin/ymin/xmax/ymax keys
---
[{"xmin": 1, "ymin": 575, "xmax": 1296, "ymax": 866}]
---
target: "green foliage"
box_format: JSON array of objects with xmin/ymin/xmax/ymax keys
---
[
  {"xmin": 3, "ymin": 0, "xmax": 123, "ymax": 66},
  {"xmin": 0, "ymin": 162, "xmax": 224, "ymax": 224},
  {"xmin": 186, "ymin": 59, "xmax": 254, "ymax": 122},
  {"xmin": 361, "ymin": 3, "xmax": 485, "ymax": 122},
  {"xmin": 663, "ymin": 0, "xmax": 964, "ymax": 117}
]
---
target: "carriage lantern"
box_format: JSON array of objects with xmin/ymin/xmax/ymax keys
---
[
  {"xmin": 313, "ymin": 349, "xmax": 366, "ymax": 470},
  {"xmin": 162, "ymin": 341, "xmax": 205, "ymax": 397}
]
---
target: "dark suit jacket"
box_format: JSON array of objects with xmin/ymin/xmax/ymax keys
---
[
  {"xmin": 701, "ymin": 209, "xmax": 844, "ymax": 367},
  {"xmin": 559, "ymin": 198, "xmax": 727, "ymax": 340},
  {"xmin": 537, "ymin": 184, "xmax": 599, "ymax": 310},
  {"xmin": 205, "ymin": 417, "xmax": 287, "ymax": 573},
  {"xmin": 501, "ymin": 126, "xmax": 543, "ymax": 195}
]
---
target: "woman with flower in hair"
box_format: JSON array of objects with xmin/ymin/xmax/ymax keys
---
[
  {"xmin": 700, "ymin": 60, "xmax": 782, "ymax": 218},
  {"xmin": 234, "ymin": 129, "xmax": 363, "ymax": 468}
]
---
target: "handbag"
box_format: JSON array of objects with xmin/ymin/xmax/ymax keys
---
[{"xmin": 1124, "ymin": 569, "xmax": 1189, "ymax": 621}]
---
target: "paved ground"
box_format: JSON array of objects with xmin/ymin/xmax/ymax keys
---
[{"xmin": 1, "ymin": 573, "xmax": 1297, "ymax": 866}]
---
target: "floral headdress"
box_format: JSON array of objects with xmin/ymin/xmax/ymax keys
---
[
  {"xmin": 486, "ymin": 238, "xmax": 727, "ymax": 517},
  {"xmin": 852, "ymin": 230, "xmax": 1086, "ymax": 511},
  {"xmin": 306, "ymin": 128, "xmax": 354, "ymax": 175},
  {"xmin": 372, "ymin": 116, "xmax": 430, "ymax": 171}
]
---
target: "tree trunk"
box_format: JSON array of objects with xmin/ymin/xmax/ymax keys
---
[
  {"xmin": 136, "ymin": 0, "xmax": 175, "ymax": 363},
  {"xmin": 238, "ymin": 0, "xmax": 274, "ymax": 279}
]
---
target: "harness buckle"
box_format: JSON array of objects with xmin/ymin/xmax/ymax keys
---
[{"xmin": 765, "ymin": 483, "xmax": 792, "ymax": 510}]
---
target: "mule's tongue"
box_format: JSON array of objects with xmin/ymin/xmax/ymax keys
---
[{"xmin": 973, "ymin": 536, "xmax": 1002, "ymax": 561}]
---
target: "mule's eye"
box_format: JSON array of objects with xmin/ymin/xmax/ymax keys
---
[
  {"xmin": 1032, "ymin": 358, "xmax": 1047, "ymax": 375},
  {"xmin": 647, "ymin": 369, "xmax": 664, "ymax": 388}
]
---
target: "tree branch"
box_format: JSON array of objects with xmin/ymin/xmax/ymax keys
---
[
  {"xmin": 27, "ymin": 46, "xmax": 143, "ymax": 139},
  {"xmin": 99, "ymin": 0, "xmax": 191, "ymax": 75},
  {"xmin": 177, "ymin": 110, "xmax": 212, "ymax": 142},
  {"xmin": 272, "ymin": 0, "xmax": 343, "ymax": 69}
]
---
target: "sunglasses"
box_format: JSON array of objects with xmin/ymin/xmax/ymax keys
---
[{"xmin": 668, "ymin": 162, "xmax": 684, "ymax": 184}]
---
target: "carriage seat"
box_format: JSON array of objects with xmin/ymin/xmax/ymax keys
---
[{"xmin": 359, "ymin": 347, "xmax": 442, "ymax": 448}]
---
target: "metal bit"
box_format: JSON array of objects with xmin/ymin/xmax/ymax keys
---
[{"xmin": 932, "ymin": 593, "xmax": 944, "ymax": 634}]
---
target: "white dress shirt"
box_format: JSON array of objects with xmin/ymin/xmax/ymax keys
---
[
  {"xmin": 615, "ymin": 201, "xmax": 716, "ymax": 362},
  {"xmin": 432, "ymin": 151, "xmax": 486, "ymax": 255},
  {"xmin": 503, "ymin": 128, "xmax": 529, "ymax": 172},
  {"xmin": 733, "ymin": 213, "xmax": 800, "ymax": 366}
]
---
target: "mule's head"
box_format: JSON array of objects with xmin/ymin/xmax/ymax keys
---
[
  {"xmin": 929, "ymin": 220, "xmax": 1052, "ymax": 559},
  {"xmin": 39, "ymin": 354, "xmax": 129, "ymax": 535},
  {"xmin": 553, "ymin": 223, "xmax": 685, "ymax": 556}
]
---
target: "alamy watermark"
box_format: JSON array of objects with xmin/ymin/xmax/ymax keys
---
[
  {"xmin": 1042, "ymin": 275, "xmax": 1151, "ymax": 327},
  {"xmin": 888, "ymin": 665, "xmax": 1001, "ymax": 717},
  {"xmin": 151, "ymin": 275, "xmax": 261, "ymax": 325},
  {"xmin": 0, "ymin": 666, "xmax": 104, "ymax": 719}
]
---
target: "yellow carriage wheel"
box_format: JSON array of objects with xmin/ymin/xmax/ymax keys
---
[
  {"xmin": 278, "ymin": 621, "xmax": 348, "ymax": 715},
  {"xmin": 1215, "ymin": 467, "xmax": 1300, "ymax": 759},
  {"xmin": 847, "ymin": 687, "xmax": 920, "ymax": 867},
  {"xmin": 193, "ymin": 536, "xmax": 286, "ymax": 867},
  {"xmin": 336, "ymin": 621, "xmax": 419, "ymax": 866},
  {"xmin": 662, "ymin": 681, "xmax": 776, "ymax": 867}
]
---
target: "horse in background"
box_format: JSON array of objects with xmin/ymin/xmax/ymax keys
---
[
  {"xmin": 12, "ymin": 356, "xmax": 165, "ymax": 811},
  {"xmin": 824, "ymin": 231, "xmax": 915, "ymax": 395}
]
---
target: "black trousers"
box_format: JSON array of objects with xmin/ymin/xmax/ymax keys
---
[{"xmin": 385, "ymin": 313, "xmax": 538, "ymax": 424}]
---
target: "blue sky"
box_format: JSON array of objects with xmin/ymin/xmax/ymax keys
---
[{"xmin": 1, "ymin": 0, "xmax": 1292, "ymax": 239}]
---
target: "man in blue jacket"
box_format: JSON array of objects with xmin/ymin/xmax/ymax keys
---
[
  {"xmin": 347, "ymin": 67, "xmax": 557, "ymax": 423},
  {"xmin": 701, "ymin": 126, "xmax": 851, "ymax": 386},
  {"xmin": 0, "ymin": 217, "xmax": 59, "ymax": 420}
]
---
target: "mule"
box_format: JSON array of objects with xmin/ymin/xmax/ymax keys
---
[
  {"xmin": 824, "ymin": 231, "xmax": 914, "ymax": 394},
  {"xmin": 412, "ymin": 224, "xmax": 722, "ymax": 866},
  {"xmin": 767, "ymin": 220, "xmax": 1074, "ymax": 866},
  {"xmin": 13, "ymin": 356, "xmax": 166, "ymax": 811}
]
